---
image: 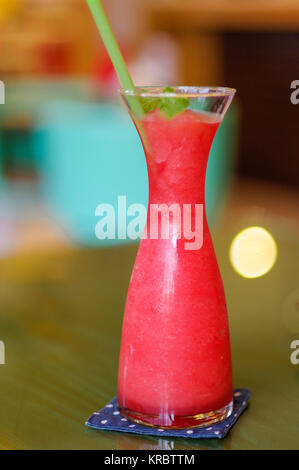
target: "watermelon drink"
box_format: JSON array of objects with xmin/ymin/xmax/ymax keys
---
[{"xmin": 118, "ymin": 87, "xmax": 236, "ymax": 428}]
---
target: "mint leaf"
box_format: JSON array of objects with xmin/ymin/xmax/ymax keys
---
[
  {"xmin": 160, "ymin": 96, "xmax": 189, "ymax": 118},
  {"xmin": 163, "ymin": 87, "xmax": 176, "ymax": 93},
  {"xmin": 139, "ymin": 89, "xmax": 160, "ymax": 114},
  {"xmin": 140, "ymin": 87, "xmax": 189, "ymax": 118},
  {"xmin": 160, "ymin": 87, "xmax": 189, "ymax": 117},
  {"xmin": 140, "ymin": 96, "xmax": 160, "ymax": 114}
]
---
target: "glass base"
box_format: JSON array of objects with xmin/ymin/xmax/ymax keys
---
[{"xmin": 119, "ymin": 400, "xmax": 233, "ymax": 430}]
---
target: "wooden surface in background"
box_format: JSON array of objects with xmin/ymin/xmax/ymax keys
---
[
  {"xmin": 146, "ymin": 0, "xmax": 299, "ymax": 30},
  {"xmin": 0, "ymin": 182, "xmax": 298, "ymax": 450}
]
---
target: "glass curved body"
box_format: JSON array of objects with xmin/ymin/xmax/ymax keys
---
[{"xmin": 118, "ymin": 87, "xmax": 236, "ymax": 428}]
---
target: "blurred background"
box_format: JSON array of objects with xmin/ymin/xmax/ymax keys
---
[
  {"xmin": 0, "ymin": 0, "xmax": 298, "ymax": 450},
  {"xmin": 0, "ymin": 0, "xmax": 298, "ymax": 255}
]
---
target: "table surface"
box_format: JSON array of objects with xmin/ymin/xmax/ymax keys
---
[{"xmin": 0, "ymin": 182, "xmax": 298, "ymax": 450}]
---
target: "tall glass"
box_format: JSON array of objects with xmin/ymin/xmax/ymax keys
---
[{"xmin": 118, "ymin": 86, "xmax": 236, "ymax": 428}]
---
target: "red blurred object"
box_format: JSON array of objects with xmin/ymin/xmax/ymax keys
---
[
  {"xmin": 91, "ymin": 47, "xmax": 130, "ymax": 97},
  {"xmin": 38, "ymin": 42, "xmax": 71, "ymax": 75}
]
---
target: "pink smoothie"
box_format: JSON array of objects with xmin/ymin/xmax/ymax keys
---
[{"xmin": 118, "ymin": 109, "xmax": 233, "ymax": 425}]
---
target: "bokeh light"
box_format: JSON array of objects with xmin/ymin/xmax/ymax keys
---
[{"xmin": 229, "ymin": 226, "xmax": 277, "ymax": 278}]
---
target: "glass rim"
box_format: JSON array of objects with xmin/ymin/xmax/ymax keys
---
[{"xmin": 119, "ymin": 86, "xmax": 236, "ymax": 99}]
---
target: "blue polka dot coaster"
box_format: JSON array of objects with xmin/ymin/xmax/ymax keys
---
[{"xmin": 85, "ymin": 388, "xmax": 250, "ymax": 439}]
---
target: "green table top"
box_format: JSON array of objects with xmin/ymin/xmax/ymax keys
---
[{"xmin": 0, "ymin": 214, "xmax": 298, "ymax": 450}]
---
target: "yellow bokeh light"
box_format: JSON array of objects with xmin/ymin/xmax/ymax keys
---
[{"xmin": 229, "ymin": 226, "xmax": 277, "ymax": 278}]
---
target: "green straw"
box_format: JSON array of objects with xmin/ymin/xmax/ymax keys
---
[{"xmin": 86, "ymin": 0, "xmax": 143, "ymax": 116}]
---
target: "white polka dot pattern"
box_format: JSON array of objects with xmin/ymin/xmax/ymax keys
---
[{"xmin": 85, "ymin": 388, "xmax": 250, "ymax": 440}]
